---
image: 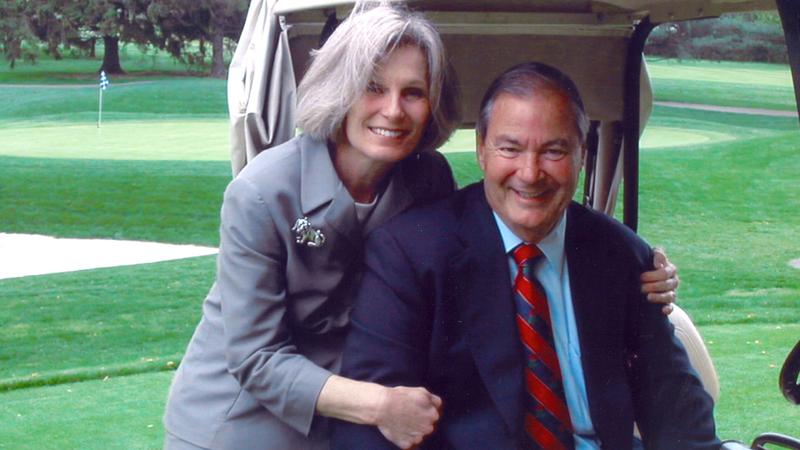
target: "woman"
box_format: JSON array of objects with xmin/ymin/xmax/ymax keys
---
[{"xmin": 163, "ymin": 3, "xmax": 678, "ymax": 450}]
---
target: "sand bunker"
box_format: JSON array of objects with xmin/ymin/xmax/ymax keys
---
[{"xmin": 0, "ymin": 233, "xmax": 217, "ymax": 280}]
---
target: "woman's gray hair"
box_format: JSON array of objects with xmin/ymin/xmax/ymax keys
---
[{"xmin": 296, "ymin": 1, "xmax": 459, "ymax": 152}]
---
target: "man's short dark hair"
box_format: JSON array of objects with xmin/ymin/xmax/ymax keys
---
[{"xmin": 476, "ymin": 62, "xmax": 589, "ymax": 143}]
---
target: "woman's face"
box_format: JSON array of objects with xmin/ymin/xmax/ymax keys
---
[{"xmin": 340, "ymin": 45, "xmax": 431, "ymax": 166}]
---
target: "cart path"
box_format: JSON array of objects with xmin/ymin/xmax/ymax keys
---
[
  {"xmin": 654, "ymin": 101, "xmax": 798, "ymax": 117},
  {"xmin": 0, "ymin": 81, "xmax": 156, "ymax": 89}
]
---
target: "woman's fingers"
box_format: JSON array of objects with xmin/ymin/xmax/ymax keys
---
[{"xmin": 376, "ymin": 386, "xmax": 442, "ymax": 449}]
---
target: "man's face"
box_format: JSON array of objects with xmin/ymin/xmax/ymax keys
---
[{"xmin": 477, "ymin": 90, "xmax": 584, "ymax": 243}]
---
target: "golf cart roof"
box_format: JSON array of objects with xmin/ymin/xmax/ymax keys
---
[
  {"xmin": 276, "ymin": 0, "xmax": 784, "ymax": 126},
  {"xmin": 275, "ymin": 0, "xmax": 776, "ymax": 22}
]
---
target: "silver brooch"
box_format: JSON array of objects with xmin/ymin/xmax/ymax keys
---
[{"xmin": 292, "ymin": 217, "xmax": 326, "ymax": 248}]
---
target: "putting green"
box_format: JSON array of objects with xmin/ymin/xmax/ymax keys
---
[
  {"xmin": 0, "ymin": 120, "xmax": 230, "ymax": 160},
  {"xmin": 640, "ymin": 126, "xmax": 734, "ymax": 149}
]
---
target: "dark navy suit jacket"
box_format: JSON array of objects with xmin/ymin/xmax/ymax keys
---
[{"xmin": 331, "ymin": 182, "xmax": 719, "ymax": 450}]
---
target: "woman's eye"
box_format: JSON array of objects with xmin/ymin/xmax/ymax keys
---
[
  {"xmin": 366, "ymin": 82, "xmax": 383, "ymax": 94},
  {"xmin": 404, "ymin": 88, "xmax": 427, "ymax": 99}
]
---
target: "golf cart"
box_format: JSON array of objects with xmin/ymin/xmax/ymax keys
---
[{"xmin": 228, "ymin": 0, "xmax": 800, "ymax": 448}]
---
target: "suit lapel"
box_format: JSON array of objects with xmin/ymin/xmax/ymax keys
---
[
  {"xmin": 300, "ymin": 139, "xmax": 418, "ymax": 245},
  {"xmin": 362, "ymin": 166, "xmax": 414, "ymax": 235},
  {"xmin": 450, "ymin": 184, "xmax": 525, "ymax": 436},
  {"xmin": 299, "ymin": 138, "xmax": 360, "ymax": 247}
]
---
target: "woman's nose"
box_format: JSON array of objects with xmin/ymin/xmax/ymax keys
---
[{"xmin": 381, "ymin": 92, "xmax": 405, "ymax": 119}]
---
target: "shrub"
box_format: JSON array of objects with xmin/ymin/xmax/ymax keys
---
[{"xmin": 645, "ymin": 13, "xmax": 788, "ymax": 63}]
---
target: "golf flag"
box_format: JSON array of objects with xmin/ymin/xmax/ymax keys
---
[
  {"xmin": 99, "ymin": 70, "xmax": 109, "ymax": 90},
  {"xmin": 98, "ymin": 71, "xmax": 109, "ymax": 128}
]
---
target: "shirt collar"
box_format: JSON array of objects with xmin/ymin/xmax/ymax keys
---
[{"xmin": 493, "ymin": 211, "xmax": 567, "ymax": 276}]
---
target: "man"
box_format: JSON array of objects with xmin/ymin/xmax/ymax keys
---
[{"xmin": 330, "ymin": 63, "xmax": 719, "ymax": 449}]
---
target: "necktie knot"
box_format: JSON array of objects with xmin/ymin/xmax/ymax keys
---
[{"xmin": 513, "ymin": 243, "xmax": 542, "ymax": 268}]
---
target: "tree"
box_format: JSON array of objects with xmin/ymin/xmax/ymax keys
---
[
  {"xmin": 3, "ymin": 0, "xmax": 247, "ymax": 75},
  {"xmin": 79, "ymin": 0, "xmax": 157, "ymax": 74},
  {"xmin": 0, "ymin": 1, "xmax": 37, "ymax": 68},
  {"xmin": 147, "ymin": 0, "xmax": 248, "ymax": 77},
  {"xmin": 16, "ymin": 0, "xmax": 154, "ymax": 74}
]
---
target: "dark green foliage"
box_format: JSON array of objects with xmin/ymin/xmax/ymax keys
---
[
  {"xmin": 647, "ymin": 13, "xmax": 788, "ymax": 63},
  {"xmin": 0, "ymin": 0, "xmax": 38, "ymax": 68},
  {"xmin": 146, "ymin": 0, "xmax": 248, "ymax": 78},
  {"xmin": 2, "ymin": 0, "xmax": 247, "ymax": 75}
]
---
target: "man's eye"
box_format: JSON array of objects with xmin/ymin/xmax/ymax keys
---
[
  {"xmin": 496, "ymin": 147, "xmax": 520, "ymax": 157},
  {"xmin": 543, "ymin": 148, "xmax": 568, "ymax": 160}
]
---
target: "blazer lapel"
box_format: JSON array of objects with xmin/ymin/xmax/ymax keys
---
[
  {"xmin": 450, "ymin": 184, "xmax": 525, "ymax": 436},
  {"xmin": 299, "ymin": 138, "xmax": 360, "ymax": 247},
  {"xmin": 565, "ymin": 203, "xmax": 632, "ymax": 449},
  {"xmin": 565, "ymin": 203, "xmax": 610, "ymax": 343}
]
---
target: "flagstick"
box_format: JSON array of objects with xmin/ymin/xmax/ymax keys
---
[{"xmin": 97, "ymin": 86, "xmax": 103, "ymax": 129}]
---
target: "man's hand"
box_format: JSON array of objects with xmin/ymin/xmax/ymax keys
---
[
  {"xmin": 640, "ymin": 247, "xmax": 679, "ymax": 315},
  {"xmin": 374, "ymin": 386, "xmax": 442, "ymax": 449}
]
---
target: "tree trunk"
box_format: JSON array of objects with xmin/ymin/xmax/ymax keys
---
[
  {"xmin": 89, "ymin": 38, "xmax": 96, "ymax": 58},
  {"xmin": 48, "ymin": 39, "xmax": 62, "ymax": 60},
  {"xmin": 210, "ymin": 30, "xmax": 225, "ymax": 78},
  {"xmin": 100, "ymin": 35, "xmax": 124, "ymax": 74}
]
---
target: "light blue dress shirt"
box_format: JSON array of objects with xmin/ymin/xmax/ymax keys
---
[{"xmin": 493, "ymin": 212, "xmax": 601, "ymax": 449}]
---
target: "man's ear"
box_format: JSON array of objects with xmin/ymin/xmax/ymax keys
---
[{"xmin": 476, "ymin": 132, "xmax": 486, "ymax": 171}]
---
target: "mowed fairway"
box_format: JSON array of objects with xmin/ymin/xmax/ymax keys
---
[{"xmin": 1, "ymin": 54, "xmax": 799, "ymax": 449}]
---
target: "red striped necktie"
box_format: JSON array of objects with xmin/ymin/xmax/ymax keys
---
[{"xmin": 512, "ymin": 243, "xmax": 574, "ymax": 450}]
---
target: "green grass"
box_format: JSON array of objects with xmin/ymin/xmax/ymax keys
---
[
  {"xmin": 0, "ymin": 257, "xmax": 214, "ymax": 389},
  {"xmin": 638, "ymin": 131, "xmax": 800, "ymax": 326},
  {"xmin": 0, "ymin": 78, "xmax": 228, "ymax": 125},
  {"xmin": 0, "ymin": 157, "xmax": 230, "ymax": 244},
  {"xmin": 0, "ymin": 55, "xmax": 798, "ymax": 447},
  {"xmin": 0, "ymin": 371, "xmax": 172, "ymax": 449},
  {"xmin": 705, "ymin": 324, "xmax": 800, "ymax": 443}
]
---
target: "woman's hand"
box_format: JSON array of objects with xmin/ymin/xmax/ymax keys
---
[
  {"xmin": 640, "ymin": 247, "xmax": 680, "ymax": 315},
  {"xmin": 374, "ymin": 386, "xmax": 442, "ymax": 449},
  {"xmin": 316, "ymin": 375, "xmax": 441, "ymax": 448}
]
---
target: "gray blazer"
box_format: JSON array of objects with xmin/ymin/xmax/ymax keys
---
[{"xmin": 163, "ymin": 134, "xmax": 454, "ymax": 449}]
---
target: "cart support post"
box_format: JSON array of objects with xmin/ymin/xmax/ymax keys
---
[
  {"xmin": 622, "ymin": 17, "xmax": 655, "ymax": 232},
  {"xmin": 777, "ymin": 0, "xmax": 800, "ymax": 126}
]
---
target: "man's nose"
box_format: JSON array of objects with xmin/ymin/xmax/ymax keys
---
[{"xmin": 518, "ymin": 151, "xmax": 541, "ymax": 182}]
